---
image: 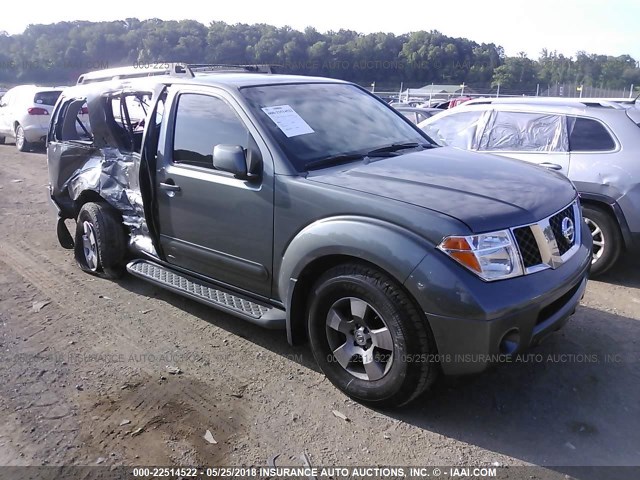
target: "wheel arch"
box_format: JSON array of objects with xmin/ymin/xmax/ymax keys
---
[
  {"xmin": 55, "ymin": 189, "xmax": 123, "ymax": 250},
  {"xmin": 74, "ymin": 190, "xmax": 106, "ymax": 218},
  {"xmin": 278, "ymin": 216, "xmax": 431, "ymax": 345},
  {"xmin": 579, "ymin": 193, "xmax": 628, "ymax": 249}
]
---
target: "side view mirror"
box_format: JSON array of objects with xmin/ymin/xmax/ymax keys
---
[
  {"xmin": 213, "ymin": 144, "xmax": 247, "ymax": 178},
  {"xmin": 212, "ymin": 144, "xmax": 263, "ymax": 179}
]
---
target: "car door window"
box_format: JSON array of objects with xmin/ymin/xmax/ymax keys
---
[
  {"xmin": 568, "ymin": 117, "xmax": 616, "ymax": 151},
  {"xmin": 172, "ymin": 93, "xmax": 251, "ymax": 169},
  {"xmin": 52, "ymin": 99, "xmax": 92, "ymax": 142},
  {"xmin": 479, "ymin": 111, "xmax": 567, "ymax": 152},
  {"xmin": 421, "ymin": 111, "xmax": 485, "ymax": 149}
]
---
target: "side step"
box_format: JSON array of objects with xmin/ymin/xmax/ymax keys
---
[{"xmin": 126, "ymin": 259, "xmax": 285, "ymax": 329}]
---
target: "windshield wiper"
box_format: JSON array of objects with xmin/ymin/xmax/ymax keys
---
[
  {"xmin": 305, "ymin": 153, "xmax": 366, "ymax": 171},
  {"xmin": 366, "ymin": 142, "xmax": 433, "ymax": 156}
]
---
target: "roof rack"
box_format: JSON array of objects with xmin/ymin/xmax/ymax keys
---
[
  {"xmin": 465, "ymin": 96, "xmax": 629, "ymax": 109},
  {"xmin": 188, "ymin": 64, "xmax": 278, "ymax": 74},
  {"xmin": 76, "ymin": 63, "xmax": 277, "ymax": 85}
]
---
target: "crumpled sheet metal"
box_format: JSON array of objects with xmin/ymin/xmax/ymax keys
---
[{"xmin": 59, "ymin": 147, "xmax": 155, "ymax": 255}]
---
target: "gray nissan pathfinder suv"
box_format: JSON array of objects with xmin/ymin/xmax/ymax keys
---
[{"xmin": 47, "ymin": 65, "xmax": 592, "ymax": 406}]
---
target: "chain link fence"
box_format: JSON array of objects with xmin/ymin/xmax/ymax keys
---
[{"xmin": 373, "ymin": 82, "xmax": 637, "ymax": 104}]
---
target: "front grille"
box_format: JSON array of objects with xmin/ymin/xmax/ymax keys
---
[
  {"xmin": 548, "ymin": 205, "xmax": 576, "ymax": 255},
  {"xmin": 511, "ymin": 200, "xmax": 579, "ymax": 274},
  {"xmin": 513, "ymin": 226, "xmax": 542, "ymax": 267}
]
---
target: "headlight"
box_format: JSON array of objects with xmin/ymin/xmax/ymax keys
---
[{"xmin": 438, "ymin": 230, "xmax": 524, "ymax": 281}]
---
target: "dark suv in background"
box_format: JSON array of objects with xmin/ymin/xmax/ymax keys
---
[{"xmin": 46, "ymin": 65, "xmax": 592, "ymax": 406}]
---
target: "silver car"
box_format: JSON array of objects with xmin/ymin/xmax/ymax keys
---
[
  {"xmin": 392, "ymin": 105, "xmax": 444, "ymax": 125},
  {"xmin": 419, "ymin": 99, "xmax": 640, "ymax": 275}
]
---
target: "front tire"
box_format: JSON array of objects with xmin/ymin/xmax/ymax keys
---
[
  {"xmin": 582, "ymin": 205, "xmax": 621, "ymax": 276},
  {"xmin": 15, "ymin": 124, "xmax": 30, "ymax": 152},
  {"xmin": 74, "ymin": 202, "xmax": 127, "ymax": 279},
  {"xmin": 307, "ymin": 263, "xmax": 438, "ymax": 407}
]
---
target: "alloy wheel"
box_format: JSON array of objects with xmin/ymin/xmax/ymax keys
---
[
  {"xmin": 325, "ymin": 297, "xmax": 394, "ymax": 381},
  {"xmin": 81, "ymin": 221, "xmax": 99, "ymax": 271},
  {"xmin": 585, "ymin": 217, "xmax": 605, "ymax": 264},
  {"xmin": 15, "ymin": 126, "xmax": 25, "ymax": 150}
]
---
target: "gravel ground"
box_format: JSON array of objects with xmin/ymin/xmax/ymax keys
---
[{"xmin": 0, "ymin": 144, "xmax": 638, "ymax": 479}]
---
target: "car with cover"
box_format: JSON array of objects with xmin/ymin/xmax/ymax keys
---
[
  {"xmin": 419, "ymin": 98, "xmax": 640, "ymax": 276},
  {"xmin": 47, "ymin": 65, "xmax": 592, "ymax": 406}
]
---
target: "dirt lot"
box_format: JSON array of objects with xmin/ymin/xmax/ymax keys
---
[{"xmin": 0, "ymin": 144, "xmax": 638, "ymax": 478}]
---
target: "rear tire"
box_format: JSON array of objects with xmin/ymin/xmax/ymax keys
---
[
  {"xmin": 74, "ymin": 202, "xmax": 127, "ymax": 279},
  {"xmin": 582, "ymin": 205, "xmax": 621, "ymax": 276},
  {"xmin": 15, "ymin": 124, "xmax": 30, "ymax": 152},
  {"xmin": 307, "ymin": 263, "xmax": 438, "ymax": 407}
]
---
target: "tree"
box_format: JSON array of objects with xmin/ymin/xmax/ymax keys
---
[
  {"xmin": 492, "ymin": 53, "xmax": 539, "ymax": 92},
  {"xmin": 0, "ymin": 18, "xmax": 637, "ymax": 91}
]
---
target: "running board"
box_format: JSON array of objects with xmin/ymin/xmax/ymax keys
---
[{"xmin": 126, "ymin": 259, "xmax": 285, "ymax": 329}]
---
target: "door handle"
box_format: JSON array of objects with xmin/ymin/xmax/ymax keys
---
[
  {"xmin": 539, "ymin": 162, "xmax": 562, "ymax": 171},
  {"xmin": 159, "ymin": 182, "xmax": 181, "ymax": 192}
]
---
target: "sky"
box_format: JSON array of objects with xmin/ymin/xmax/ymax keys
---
[{"xmin": 1, "ymin": 0, "xmax": 639, "ymax": 61}]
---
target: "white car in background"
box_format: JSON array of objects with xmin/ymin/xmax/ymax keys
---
[{"xmin": 0, "ymin": 85, "xmax": 64, "ymax": 151}]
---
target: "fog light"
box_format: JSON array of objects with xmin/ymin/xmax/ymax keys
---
[{"xmin": 499, "ymin": 329, "xmax": 520, "ymax": 355}]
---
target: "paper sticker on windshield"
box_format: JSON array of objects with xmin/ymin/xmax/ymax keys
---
[{"xmin": 261, "ymin": 105, "xmax": 314, "ymax": 138}]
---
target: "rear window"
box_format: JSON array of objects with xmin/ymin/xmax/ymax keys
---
[
  {"xmin": 34, "ymin": 91, "xmax": 62, "ymax": 106},
  {"xmin": 568, "ymin": 117, "xmax": 616, "ymax": 152}
]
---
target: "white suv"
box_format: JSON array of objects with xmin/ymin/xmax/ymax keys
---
[{"xmin": 0, "ymin": 85, "xmax": 63, "ymax": 151}]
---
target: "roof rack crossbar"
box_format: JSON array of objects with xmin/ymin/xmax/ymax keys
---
[
  {"xmin": 186, "ymin": 64, "xmax": 277, "ymax": 74},
  {"xmin": 76, "ymin": 63, "xmax": 277, "ymax": 85}
]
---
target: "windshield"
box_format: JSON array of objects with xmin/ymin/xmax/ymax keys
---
[{"xmin": 241, "ymin": 83, "xmax": 432, "ymax": 171}]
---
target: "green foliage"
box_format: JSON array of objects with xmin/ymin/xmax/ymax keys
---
[
  {"xmin": 491, "ymin": 53, "xmax": 539, "ymax": 90},
  {"xmin": 0, "ymin": 19, "xmax": 637, "ymax": 92},
  {"xmin": 536, "ymin": 49, "xmax": 639, "ymax": 90}
]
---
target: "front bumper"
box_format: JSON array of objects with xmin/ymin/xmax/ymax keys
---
[{"xmin": 404, "ymin": 221, "xmax": 592, "ymax": 375}]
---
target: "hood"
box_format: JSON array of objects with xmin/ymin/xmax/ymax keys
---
[{"xmin": 307, "ymin": 147, "xmax": 576, "ymax": 232}]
